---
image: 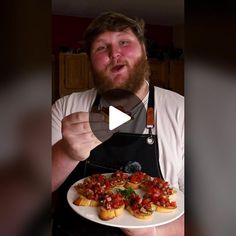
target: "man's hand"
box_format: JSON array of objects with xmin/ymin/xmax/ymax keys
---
[
  {"xmin": 52, "ymin": 111, "xmax": 110, "ymax": 191},
  {"xmin": 61, "ymin": 111, "xmax": 109, "ymax": 161},
  {"xmin": 121, "ymin": 215, "xmax": 184, "ymax": 236},
  {"xmin": 122, "ymin": 227, "xmax": 157, "ymax": 236}
]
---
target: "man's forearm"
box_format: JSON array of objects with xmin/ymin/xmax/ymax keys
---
[
  {"xmin": 157, "ymin": 215, "xmax": 184, "ymax": 236},
  {"xmin": 122, "ymin": 215, "xmax": 184, "ymax": 236},
  {"xmin": 52, "ymin": 140, "xmax": 79, "ymax": 192}
]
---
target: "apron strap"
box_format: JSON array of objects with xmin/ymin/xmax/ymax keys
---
[
  {"xmin": 146, "ymin": 85, "xmax": 155, "ymax": 128},
  {"xmin": 93, "ymin": 91, "xmax": 101, "ymax": 107},
  {"xmin": 147, "ymin": 85, "xmax": 155, "ymax": 109}
]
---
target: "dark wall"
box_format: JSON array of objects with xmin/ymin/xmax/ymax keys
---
[{"xmin": 52, "ymin": 15, "xmax": 173, "ymax": 55}]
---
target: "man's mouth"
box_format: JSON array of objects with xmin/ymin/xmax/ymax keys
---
[{"xmin": 110, "ymin": 64, "xmax": 125, "ymax": 73}]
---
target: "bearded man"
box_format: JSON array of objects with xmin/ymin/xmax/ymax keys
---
[{"xmin": 52, "ymin": 11, "xmax": 184, "ymax": 236}]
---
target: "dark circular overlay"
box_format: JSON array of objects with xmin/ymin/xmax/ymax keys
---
[{"xmin": 89, "ymin": 89, "xmax": 146, "ymax": 145}]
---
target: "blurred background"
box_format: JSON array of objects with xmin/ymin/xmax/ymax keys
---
[{"xmin": 1, "ymin": 0, "xmax": 236, "ymax": 236}]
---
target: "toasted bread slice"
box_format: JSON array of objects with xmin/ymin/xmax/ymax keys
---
[
  {"xmin": 99, "ymin": 207, "xmax": 116, "ymax": 220},
  {"xmin": 124, "ymin": 181, "xmax": 139, "ymax": 190},
  {"xmin": 126, "ymin": 206, "xmax": 152, "ymax": 220},
  {"xmin": 89, "ymin": 199, "xmax": 100, "ymax": 207},
  {"xmin": 73, "ymin": 195, "xmax": 99, "ymax": 207},
  {"xmin": 99, "ymin": 204, "xmax": 125, "ymax": 220},
  {"xmin": 133, "ymin": 211, "xmax": 153, "ymax": 220},
  {"xmin": 115, "ymin": 204, "xmax": 125, "ymax": 217},
  {"xmin": 156, "ymin": 205, "xmax": 177, "ymax": 213}
]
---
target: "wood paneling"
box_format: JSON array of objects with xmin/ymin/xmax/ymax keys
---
[{"xmin": 58, "ymin": 53, "xmax": 184, "ymax": 97}]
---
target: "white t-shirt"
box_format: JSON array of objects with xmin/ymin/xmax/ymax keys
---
[{"xmin": 52, "ymin": 87, "xmax": 184, "ymax": 191}]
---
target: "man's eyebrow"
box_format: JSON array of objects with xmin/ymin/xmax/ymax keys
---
[
  {"xmin": 93, "ymin": 39, "xmax": 105, "ymax": 43},
  {"xmin": 94, "ymin": 31, "xmax": 133, "ymax": 43},
  {"xmin": 116, "ymin": 30, "xmax": 133, "ymax": 37}
]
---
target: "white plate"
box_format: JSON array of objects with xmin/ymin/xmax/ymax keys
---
[{"xmin": 67, "ymin": 174, "xmax": 184, "ymax": 228}]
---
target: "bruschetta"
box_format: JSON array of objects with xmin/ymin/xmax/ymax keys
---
[
  {"xmin": 125, "ymin": 171, "xmax": 151, "ymax": 189},
  {"xmin": 109, "ymin": 170, "xmax": 129, "ymax": 188},
  {"xmin": 98, "ymin": 192, "xmax": 125, "ymax": 220},
  {"xmin": 143, "ymin": 193, "xmax": 177, "ymax": 213},
  {"xmin": 125, "ymin": 192, "xmax": 155, "ymax": 220}
]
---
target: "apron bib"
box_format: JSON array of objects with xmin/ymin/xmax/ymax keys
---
[{"xmin": 52, "ymin": 86, "xmax": 163, "ymax": 236}]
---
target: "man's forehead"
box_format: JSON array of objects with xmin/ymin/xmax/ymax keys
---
[{"xmin": 93, "ymin": 29, "xmax": 136, "ymax": 42}]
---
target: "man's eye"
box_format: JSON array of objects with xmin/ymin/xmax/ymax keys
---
[
  {"xmin": 120, "ymin": 41, "xmax": 129, "ymax": 46},
  {"xmin": 96, "ymin": 45, "xmax": 106, "ymax": 52}
]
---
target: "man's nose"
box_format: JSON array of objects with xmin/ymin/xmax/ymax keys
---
[{"xmin": 109, "ymin": 45, "xmax": 121, "ymax": 59}]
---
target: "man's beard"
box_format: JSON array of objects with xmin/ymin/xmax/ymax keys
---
[{"xmin": 91, "ymin": 53, "xmax": 150, "ymax": 95}]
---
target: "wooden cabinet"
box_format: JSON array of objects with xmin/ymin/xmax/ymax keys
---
[
  {"xmin": 149, "ymin": 59, "xmax": 184, "ymax": 96},
  {"xmin": 58, "ymin": 53, "xmax": 184, "ymax": 97},
  {"xmin": 59, "ymin": 53, "xmax": 94, "ymax": 97},
  {"xmin": 169, "ymin": 60, "xmax": 184, "ymax": 95},
  {"xmin": 148, "ymin": 59, "xmax": 169, "ymax": 89}
]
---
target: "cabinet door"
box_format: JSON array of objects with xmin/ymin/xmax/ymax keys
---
[
  {"xmin": 148, "ymin": 59, "xmax": 169, "ymax": 89},
  {"xmin": 169, "ymin": 60, "xmax": 184, "ymax": 96},
  {"xmin": 59, "ymin": 53, "xmax": 93, "ymax": 97}
]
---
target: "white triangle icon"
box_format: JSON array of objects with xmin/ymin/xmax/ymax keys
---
[{"xmin": 109, "ymin": 106, "xmax": 131, "ymax": 130}]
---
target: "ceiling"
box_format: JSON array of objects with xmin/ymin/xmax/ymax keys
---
[{"xmin": 52, "ymin": 0, "xmax": 184, "ymax": 26}]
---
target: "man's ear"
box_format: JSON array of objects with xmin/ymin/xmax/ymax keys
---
[
  {"xmin": 141, "ymin": 43, "xmax": 148, "ymax": 59},
  {"xmin": 142, "ymin": 44, "xmax": 148, "ymax": 60}
]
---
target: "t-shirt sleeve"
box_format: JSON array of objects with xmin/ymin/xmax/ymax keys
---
[
  {"xmin": 177, "ymin": 97, "xmax": 184, "ymax": 192},
  {"xmin": 52, "ymin": 99, "xmax": 64, "ymax": 145},
  {"xmin": 51, "ymin": 89, "xmax": 96, "ymax": 146}
]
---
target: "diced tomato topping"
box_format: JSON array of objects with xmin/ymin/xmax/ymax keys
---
[
  {"xmin": 170, "ymin": 201, "xmax": 177, "ymax": 208},
  {"xmin": 129, "ymin": 171, "xmax": 147, "ymax": 183},
  {"xmin": 101, "ymin": 192, "xmax": 125, "ymax": 210}
]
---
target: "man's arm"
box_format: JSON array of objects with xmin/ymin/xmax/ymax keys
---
[
  {"xmin": 157, "ymin": 214, "xmax": 184, "ymax": 236},
  {"xmin": 52, "ymin": 112, "xmax": 103, "ymax": 192},
  {"xmin": 52, "ymin": 140, "xmax": 80, "ymax": 192}
]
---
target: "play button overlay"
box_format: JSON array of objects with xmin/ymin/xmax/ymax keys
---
[
  {"xmin": 109, "ymin": 106, "xmax": 131, "ymax": 130},
  {"xmin": 89, "ymin": 89, "xmax": 147, "ymax": 145}
]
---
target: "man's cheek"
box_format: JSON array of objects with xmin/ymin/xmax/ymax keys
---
[{"xmin": 92, "ymin": 59, "xmax": 109, "ymax": 72}]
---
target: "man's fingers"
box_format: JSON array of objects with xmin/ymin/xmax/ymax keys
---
[
  {"xmin": 73, "ymin": 131, "xmax": 102, "ymax": 144},
  {"xmin": 62, "ymin": 112, "xmax": 89, "ymax": 124},
  {"xmin": 63, "ymin": 112, "xmax": 105, "ymax": 125},
  {"xmin": 63, "ymin": 121, "xmax": 109, "ymax": 135}
]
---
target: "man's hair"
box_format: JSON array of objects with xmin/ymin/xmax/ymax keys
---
[{"xmin": 84, "ymin": 11, "xmax": 146, "ymax": 55}]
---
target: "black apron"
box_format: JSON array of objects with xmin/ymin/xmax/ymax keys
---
[{"xmin": 52, "ymin": 86, "xmax": 163, "ymax": 236}]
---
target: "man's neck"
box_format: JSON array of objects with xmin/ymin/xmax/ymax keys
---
[{"xmin": 98, "ymin": 80, "xmax": 149, "ymax": 109}]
